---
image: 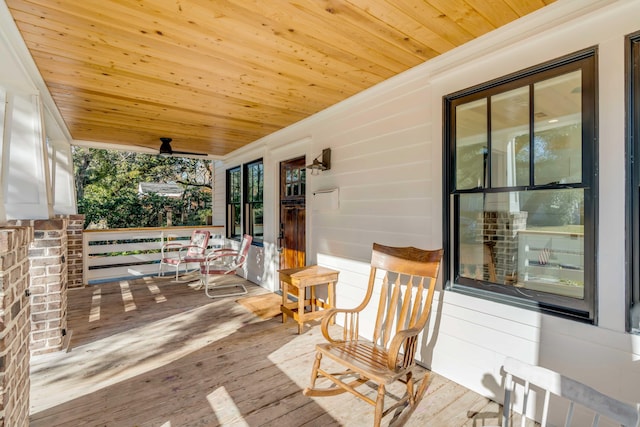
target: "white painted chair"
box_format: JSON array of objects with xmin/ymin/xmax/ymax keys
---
[{"xmin": 493, "ymin": 357, "xmax": 640, "ymax": 427}]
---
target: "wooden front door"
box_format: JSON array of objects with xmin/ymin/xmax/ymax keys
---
[{"xmin": 279, "ymin": 156, "xmax": 306, "ymax": 270}]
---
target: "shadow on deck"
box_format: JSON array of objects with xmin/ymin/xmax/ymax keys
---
[{"xmin": 29, "ymin": 275, "xmax": 500, "ymax": 426}]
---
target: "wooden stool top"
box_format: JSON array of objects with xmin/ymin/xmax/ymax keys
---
[{"xmin": 278, "ymin": 265, "xmax": 339, "ymax": 288}]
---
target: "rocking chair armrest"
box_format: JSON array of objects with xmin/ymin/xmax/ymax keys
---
[
  {"xmin": 204, "ymin": 249, "xmax": 238, "ymax": 262},
  {"xmin": 320, "ymin": 308, "xmax": 361, "ymax": 343},
  {"xmin": 387, "ymin": 328, "xmax": 421, "ymax": 370},
  {"xmin": 160, "ymin": 242, "xmax": 184, "ymax": 256}
]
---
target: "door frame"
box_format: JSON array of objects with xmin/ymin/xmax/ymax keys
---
[
  {"xmin": 268, "ymin": 137, "xmax": 311, "ymax": 285},
  {"xmin": 279, "ymin": 156, "xmax": 306, "ymax": 270}
]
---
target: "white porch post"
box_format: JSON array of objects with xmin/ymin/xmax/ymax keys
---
[{"xmin": 2, "ymin": 90, "xmax": 53, "ymax": 220}]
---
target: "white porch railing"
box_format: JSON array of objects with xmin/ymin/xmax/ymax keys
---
[{"xmin": 83, "ymin": 226, "xmax": 225, "ymax": 284}]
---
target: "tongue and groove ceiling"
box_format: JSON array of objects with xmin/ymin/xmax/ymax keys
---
[{"xmin": 5, "ymin": 0, "xmax": 554, "ymax": 157}]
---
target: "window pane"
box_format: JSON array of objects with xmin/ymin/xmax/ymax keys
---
[
  {"xmin": 491, "ymin": 87, "xmax": 530, "ymax": 187},
  {"xmin": 250, "ymin": 203, "xmax": 263, "ymax": 239},
  {"xmin": 226, "ymin": 167, "xmax": 242, "ymax": 239},
  {"xmin": 230, "ymin": 169, "xmax": 241, "ymax": 203},
  {"xmin": 247, "ymin": 161, "xmax": 263, "ymax": 203},
  {"xmin": 456, "ymin": 99, "xmax": 488, "ymax": 190},
  {"xmin": 534, "ymin": 70, "xmax": 582, "ymax": 185},
  {"xmin": 245, "ymin": 160, "xmax": 263, "ymax": 243},
  {"xmin": 457, "ymin": 188, "xmax": 584, "ymax": 298},
  {"xmin": 232, "ymin": 204, "xmax": 241, "ymax": 236}
]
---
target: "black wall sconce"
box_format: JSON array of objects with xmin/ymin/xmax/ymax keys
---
[{"xmin": 306, "ymin": 148, "xmax": 331, "ymax": 175}]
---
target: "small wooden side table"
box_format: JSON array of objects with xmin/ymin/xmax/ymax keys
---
[{"xmin": 278, "ymin": 265, "xmax": 339, "ymax": 334}]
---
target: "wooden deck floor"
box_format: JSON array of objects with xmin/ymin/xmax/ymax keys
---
[{"xmin": 29, "ymin": 275, "xmax": 501, "ymax": 426}]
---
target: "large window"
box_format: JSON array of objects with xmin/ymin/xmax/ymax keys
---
[
  {"xmin": 444, "ymin": 49, "xmax": 597, "ymax": 322},
  {"xmin": 627, "ymin": 32, "xmax": 640, "ymax": 332},
  {"xmin": 225, "ymin": 159, "xmax": 263, "ymax": 243}
]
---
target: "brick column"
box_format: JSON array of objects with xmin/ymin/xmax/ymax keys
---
[
  {"xmin": 9, "ymin": 219, "xmax": 70, "ymax": 355},
  {"xmin": 63, "ymin": 214, "xmax": 85, "ymax": 289},
  {"xmin": 0, "ymin": 226, "xmax": 33, "ymax": 427},
  {"xmin": 479, "ymin": 211, "xmax": 528, "ymax": 284},
  {"xmin": 29, "ymin": 219, "xmax": 69, "ymax": 355}
]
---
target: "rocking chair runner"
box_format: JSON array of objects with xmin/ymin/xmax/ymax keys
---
[{"xmin": 303, "ymin": 243, "xmax": 443, "ymax": 427}]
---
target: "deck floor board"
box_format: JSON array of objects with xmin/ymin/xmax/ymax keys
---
[{"xmin": 29, "ymin": 275, "xmax": 498, "ymax": 426}]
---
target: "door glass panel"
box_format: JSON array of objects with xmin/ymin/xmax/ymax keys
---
[
  {"xmin": 534, "ymin": 70, "xmax": 582, "ymax": 185},
  {"xmin": 491, "ymin": 87, "xmax": 530, "ymax": 187},
  {"xmin": 456, "ymin": 99, "xmax": 488, "ymax": 190}
]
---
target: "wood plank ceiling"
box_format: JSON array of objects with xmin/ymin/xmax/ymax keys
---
[{"xmin": 6, "ymin": 0, "xmax": 555, "ymax": 157}]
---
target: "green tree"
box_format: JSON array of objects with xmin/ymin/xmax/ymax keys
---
[{"xmin": 73, "ymin": 147, "xmax": 212, "ymax": 229}]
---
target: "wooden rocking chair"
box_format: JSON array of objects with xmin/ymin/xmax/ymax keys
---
[{"xmin": 303, "ymin": 243, "xmax": 443, "ymax": 427}]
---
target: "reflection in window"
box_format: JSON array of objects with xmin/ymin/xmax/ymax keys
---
[
  {"xmin": 491, "ymin": 86, "xmax": 529, "ymax": 188},
  {"xmin": 446, "ymin": 49, "xmax": 596, "ymax": 322},
  {"xmin": 456, "ymin": 99, "xmax": 487, "ymax": 190},
  {"xmin": 534, "ymin": 71, "xmax": 582, "ymax": 185},
  {"xmin": 458, "ymin": 190, "xmax": 584, "ymax": 299}
]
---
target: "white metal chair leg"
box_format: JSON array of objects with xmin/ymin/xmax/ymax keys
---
[{"xmin": 204, "ymin": 281, "xmax": 248, "ymax": 298}]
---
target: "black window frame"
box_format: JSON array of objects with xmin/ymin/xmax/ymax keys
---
[
  {"xmin": 225, "ymin": 166, "xmax": 241, "ymax": 240},
  {"xmin": 225, "ymin": 159, "xmax": 264, "ymax": 245},
  {"xmin": 243, "ymin": 158, "xmax": 264, "ymax": 244},
  {"xmin": 626, "ymin": 31, "xmax": 640, "ymax": 332},
  {"xmin": 443, "ymin": 48, "xmax": 598, "ymax": 323}
]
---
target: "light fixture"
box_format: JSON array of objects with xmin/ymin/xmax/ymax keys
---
[{"xmin": 306, "ymin": 148, "xmax": 331, "ymax": 175}]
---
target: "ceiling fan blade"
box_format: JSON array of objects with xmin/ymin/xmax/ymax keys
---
[{"xmin": 172, "ymin": 150, "xmax": 209, "ymax": 156}]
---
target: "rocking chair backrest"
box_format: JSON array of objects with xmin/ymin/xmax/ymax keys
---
[
  {"xmin": 367, "ymin": 243, "xmax": 443, "ymax": 350},
  {"xmin": 233, "ymin": 234, "xmax": 253, "ymax": 268},
  {"xmin": 186, "ymin": 229, "xmax": 211, "ymax": 257}
]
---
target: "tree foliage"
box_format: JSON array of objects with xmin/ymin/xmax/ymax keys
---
[{"xmin": 73, "ymin": 147, "xmax": 212, "ymax": 229}]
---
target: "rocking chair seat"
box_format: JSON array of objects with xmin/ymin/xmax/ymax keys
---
[
  {"xmin": 161, "ymin": 255, "xmax": 203, "ymax": 265},
  {"xmin": 315, "ymin": 341, "xmax": 399, "ymax": 385}
]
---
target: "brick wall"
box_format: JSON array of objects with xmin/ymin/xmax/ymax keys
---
[
  {"xmin": 9, "ymin": 218, "xmax": 70, "ymax": 355},
  {"xmin": 29, "ymin": 219, "xmax": 69, "ymax": 355},
  {"xmin": 63, "ymin": 214, "xmax": 84, "ymax": 289},
  {"xmin": 0, "ymin": 226, "xmax": 33, "ymax": 427},
  {"xmin": 478, "ymin": 211, "xmax": 528, "ymax": 283}
]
